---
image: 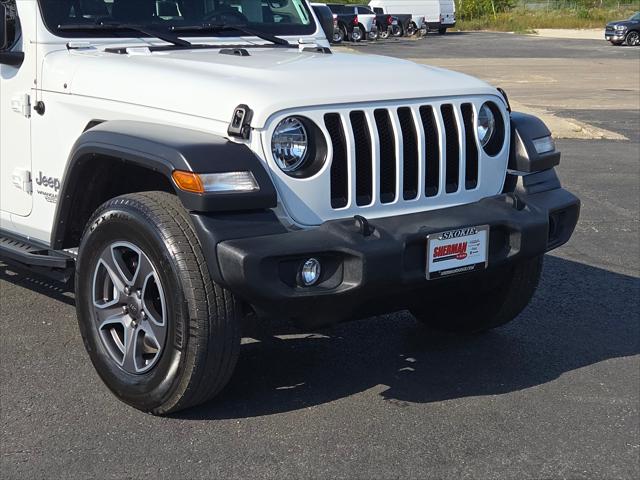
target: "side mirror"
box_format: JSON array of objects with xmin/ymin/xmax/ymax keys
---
[
  {"xmin": 0, "ymin": 3, "xmax": 7, "ymax": 50},
  {"xmin": 313, "ymin": 6, "xmax": 335, "ymax": 42},
  {"xmin": 0, "ymin": 2, "xmax": 23, "ymax": 67}
]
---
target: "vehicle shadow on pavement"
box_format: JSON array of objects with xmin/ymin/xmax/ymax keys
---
[{"xmin": 177, "ymin": 255, "xmax": 639, "ymax": 420}]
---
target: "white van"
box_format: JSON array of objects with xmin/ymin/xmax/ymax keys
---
[{"xmin": 369, "ymin": 0, "xmax": 456, "ymax": 34}]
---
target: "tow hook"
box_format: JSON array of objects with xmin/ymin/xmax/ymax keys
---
[{"xmin": 354, "ymin": 215, "xmax": 375, "ymax": 237}]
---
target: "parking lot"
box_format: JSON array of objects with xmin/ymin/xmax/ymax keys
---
[{"xmin": 1, "ymin": 32, "xmax": 639, "ymax": 479}]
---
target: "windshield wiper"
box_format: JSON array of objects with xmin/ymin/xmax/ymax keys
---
[
  {"xmin": 57, "ymin": 23, "xmax": 193, "ymax": 48},
  {"xmin": 170, "ymin": 24, "xmax": 291, "ymax": 47}
]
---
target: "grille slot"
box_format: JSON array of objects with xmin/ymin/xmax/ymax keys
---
[
  {"xmin": 461, "ymin": 103, "xmax": 479, "ymax": 190},
  {"xmin": 324, "ymin": 113, "xmax": 349, "ymax": 208},
  {"xmin": 440, "ymin": 104, "xmax": 460, "ymax": 193},
  {"xmin": 398, "ymin": 107, "xmax": 419, "ymax": 200},
  {"xmin": 350, "ymin": 111, "xmax": 373, "ymax": 206},
  {"xmin": 374, "ymin": 109, "xmax": 397, "ymax": 204},
  {"xmin": 419, "ymin": 105, "xmax": 440, "ymax": 197}
]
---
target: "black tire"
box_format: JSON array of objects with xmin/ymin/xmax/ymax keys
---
[
  {"xmin": 350, "ymin": 26, "xmax": 363, "ymax": 42},
  {"xmin": 438, "ymin": 27, "xmax": 447, "ymax": 35},
  {"xmin": 75, "ymin": 191, "xmax": 241, "ymax": 414},
  {"xmin": 392, "ymin": 24, "xmax": 404, "ymax": 37},
  {"xmin": 625, "ymin": 30, "xmax": 640, "ymax": 46},
  {"xmin": 379, "ymin": 26, "xmax": 390, "ymax": 40},
  {"xmin": 333, "ymin": 26, "xmax": 345, "ymax": 43},
  {"xmin": 411, "ymin": 256, "xmax": 544, "ymax": 334}
]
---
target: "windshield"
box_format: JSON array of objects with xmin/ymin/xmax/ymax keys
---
[
  {"xmin": 38, "ymin": 0, "xmax": 316, "ymax": 37},
  {"xmin": 630, "ymin": 12, "xmax": 640, "ymax": 21}
]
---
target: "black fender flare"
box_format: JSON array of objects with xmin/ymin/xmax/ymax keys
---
[
  {"xmin": 509, "ymin": 112, "xmax": 561, "ymax": 173},
  {"xmin": 51, "ymin": 120, "xmax": 276, "ymax": 249}
]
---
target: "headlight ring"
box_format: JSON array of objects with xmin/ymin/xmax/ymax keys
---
[
  {"xmin": 271, "ymin": 116, "xmax": 327, "ymax": 178},
  {"xmin": 477, "ymin": 101, "xmax": 506, "ymax": 157}
]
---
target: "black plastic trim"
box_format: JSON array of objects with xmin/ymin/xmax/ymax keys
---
[
  {"xmin": 51, "ymin": 121, "xmax": 276, "ymax": 248},
  {"xmin": 0, "ymin": 51, "xmax": 24, "ymax": 67},
  {"xmin": 509, "ymin": 112, "xmax": 561, "ymax": 172},
  {"xmin": 203, "ymin": 188, "xmax": 579, "ymax": 328}
]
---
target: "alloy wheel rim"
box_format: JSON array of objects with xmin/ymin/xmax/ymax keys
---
[
  {"xmin": 629, "ymin": 32, "xmax": 639, "ymax": 45},
  {"xmin": 92, "ymin": 241, "xmax": 167, "ymax": 374}
]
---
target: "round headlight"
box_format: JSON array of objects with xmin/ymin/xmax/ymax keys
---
[
  {"xmin": 477, "ymin": 103, "xmax": 496, "ymax": 147},
  {"xmin": 272, "ymin": 117, "xmax": 309, "ymax": 172}
]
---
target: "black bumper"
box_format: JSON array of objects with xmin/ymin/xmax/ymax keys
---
[{"xmin": 191, "ymin": 179, "xmax": 579, "ymax": 328}]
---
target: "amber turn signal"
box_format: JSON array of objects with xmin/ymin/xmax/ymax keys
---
[{"xmin": 172, "ymin": 170, "xmax": 204, "ymax": 193}]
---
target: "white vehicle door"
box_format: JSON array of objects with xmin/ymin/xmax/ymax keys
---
[{"xmin": 0, "ymin": 0, "xmax": 33, "ymax": 217}]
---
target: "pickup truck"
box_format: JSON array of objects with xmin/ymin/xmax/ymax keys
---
[
  {"xmin": 1, "ymin": 0, "xmax": 579, "ymax": 415},
  {"xmin": 327, "ymin": 3, "xmax": 378, "ymax": 40},
  {"xmin": 352, "ymin": 4, "xmax": 398, "ymax": 39},
  {"xmin": 371, "ymin": 5, "xmax": 420, "ymax": 36}
]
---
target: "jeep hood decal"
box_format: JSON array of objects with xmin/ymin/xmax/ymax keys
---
[{"xmin": 44, "ymin": 47, "xmax": 499, "ymax": 127}]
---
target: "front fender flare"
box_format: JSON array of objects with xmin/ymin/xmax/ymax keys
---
[{"xmin": 51, "ymin": 120, "xmax": 277, "ymax": 248}]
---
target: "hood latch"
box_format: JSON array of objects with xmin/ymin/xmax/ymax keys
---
[{"xmin": 227, "ymin": 104, "xmax": 253, "ymax": 140}]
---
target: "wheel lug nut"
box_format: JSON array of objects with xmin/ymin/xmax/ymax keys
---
[
  {"xmin": 124, "ymin": 286, "xmax": 131, "ymax": 295},
  {"xmin": 122, "ymin": 305, "xmax": 129, "ymax": 314},
  {"xmin": 136, "ymin": 289, "xmax": 142, "ymax": 299}
]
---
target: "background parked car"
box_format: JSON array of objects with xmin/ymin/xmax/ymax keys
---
[
  {"xmin": 328, "ymin": 4, "xmax": 379, "ymax": 40},
  {"xmin": 325, "ymin": 4, "xmax": 362, "ymax": 42},
  {"xmin": 352, "ymin": 4, "xmax": 398, "ymax": 39},
  {"xmin": 605, "ymin": 12, "xmax": 640, "ymax": 46},
  {"xmin": 371, "ymin": 6, "xmax": 417, "ymax": 37}
]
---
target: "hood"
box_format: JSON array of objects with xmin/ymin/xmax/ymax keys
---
[
  {"xmin": 43, "ymin": 45, "xmax": 499, "ymax": 127},
  {"xmin": 607, "ymin": 19, "xmax": 635, "ymax": 27}
]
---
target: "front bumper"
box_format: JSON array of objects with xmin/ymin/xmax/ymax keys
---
[
  {"xmin": 192, "ymin": 175, "xmax": 579, "ymax": 328},
  {"xmin": 605, "ymin": 33, "xmax": 625, "ymax": 41}
]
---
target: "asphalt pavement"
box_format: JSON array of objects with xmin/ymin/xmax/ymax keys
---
[{"xmin": 1, "ymin": 32, "xmax": 639, "ymax": 479}]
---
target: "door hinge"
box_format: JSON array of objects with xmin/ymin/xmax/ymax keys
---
[
  {"xmin": 11, "ymin": 168, "xmax": 32, "ymax": 194},
  {"xmin": 11, "ymin": 94, "xmax": 31, "ymax": 118}
]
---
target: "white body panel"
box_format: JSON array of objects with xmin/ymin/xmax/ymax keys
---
[
  {"xmin": 0, "ymin": 0, "xmax": 37, "ymax": 217},
  {"xmin": 2, "ymin": 0, "xmax": 505, "ymax": 243}
]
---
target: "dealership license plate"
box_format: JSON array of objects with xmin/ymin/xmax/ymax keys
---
[{"xmin": 426, "ymin": 225, "xmax": 489, "ymax": 279}]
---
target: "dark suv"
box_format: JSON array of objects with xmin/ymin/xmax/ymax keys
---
[{"xmin": 605, "ymin": 12, "xmax": 640, "ymax": 46}]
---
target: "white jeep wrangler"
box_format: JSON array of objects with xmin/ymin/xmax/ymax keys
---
[{"xmin": 0, "ymin": 0, "xmax": 579, "ymax": 415}]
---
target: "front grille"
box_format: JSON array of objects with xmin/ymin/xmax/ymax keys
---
[
  {"xmin": 324, "ymin": 101, "xmax": 492, "ymax": 210},
  {"xmin": 265, "ymin": 97, "xmax": 509, "ymax": 226}
]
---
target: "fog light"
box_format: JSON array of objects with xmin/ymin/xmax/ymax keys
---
[{"xmin": 299, "ymin": 258, "xmax": 321, "ymax": 286}]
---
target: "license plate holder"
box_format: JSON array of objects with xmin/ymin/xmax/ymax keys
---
[{"xmin": 426, "ymin": 225, "xmax": 489, "ymax": 280}]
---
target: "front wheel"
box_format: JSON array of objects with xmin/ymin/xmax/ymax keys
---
[
  {"xmin": 76, "ymin": 192, "xmax": 241, "ymax": 414},
  {"xmin": 379, "ymin": 27, "xmax": 390, "ymax": 40},
  {"xmin": 407, "ymin": 22, "xmax": 418, "ymax": 36},
  {"xmin": 411, "ymin": 256, "xmax": 544, "ymax": 334},
  {"xmin": 625, "ymin": 30, "xmax": 640, "ymax": 46}
]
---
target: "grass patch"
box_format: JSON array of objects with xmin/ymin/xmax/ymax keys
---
[{"xmin": 455, "ymin": 7, "xmax": 639, "ymax": 32}]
